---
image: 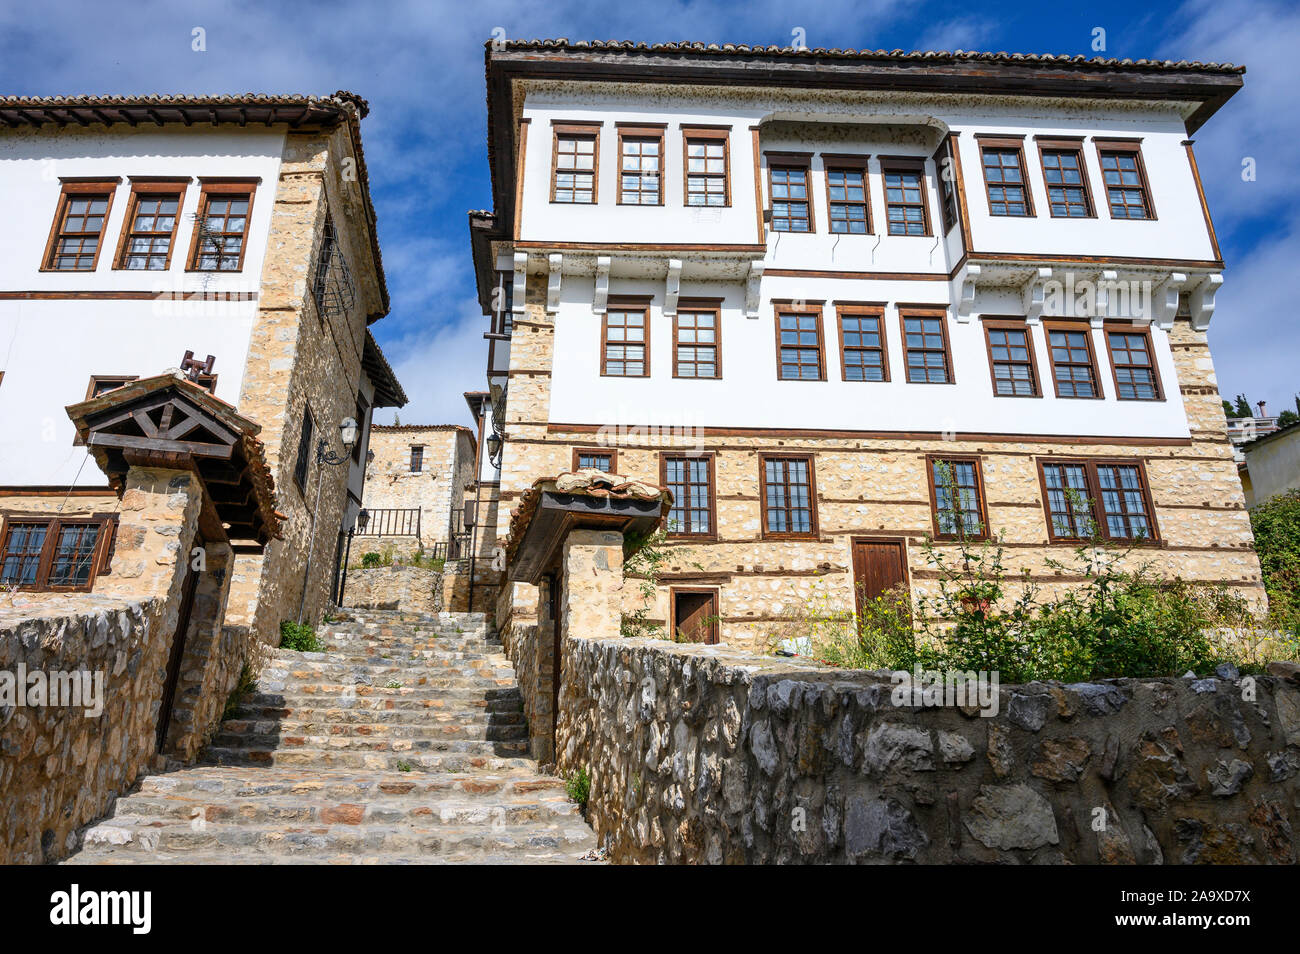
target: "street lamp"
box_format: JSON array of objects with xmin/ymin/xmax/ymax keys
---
[
  {"xmin": 298, "ymin": 416, "xmax": 360, "ymax": 622},
  {"xmin": 486, "ymin": 432, "xmax": 503, "ymax": 468}
]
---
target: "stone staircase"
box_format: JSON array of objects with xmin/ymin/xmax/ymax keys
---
[{"xmin": 63, "ymin": 610, "xmax": 600, "ymax": 864}]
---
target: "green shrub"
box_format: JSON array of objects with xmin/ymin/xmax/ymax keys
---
[
  {"xmin": 221, "ymin": 661, "xmax": 259, "ymax": 722},
  {"xmin": 1251, "ymin": 489, "xmax": 1300, "ymax": 637},
  {"xmin": 279, "ymin": 620, "xmax": 324, "ymax": 653},
  {"xmin": 360, "ymin": 551, "xmax": 383, "ymax": 569},
  {"xmin": 565, "ymin": 766, "xmax": 591, "ymax": 808}
]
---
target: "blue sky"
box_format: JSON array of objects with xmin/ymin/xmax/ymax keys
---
[{"xmin": 2, "ymin": 0, "xmax": 1296, "ymax": 424}]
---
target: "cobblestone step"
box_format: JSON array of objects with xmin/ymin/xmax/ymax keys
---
[
  {"xmin": 217, "ymin": 719, "xmax": 529, "ymax": 742},
  {"xmin": 61, "ymin": 611, "xmax": 598, "ymax": 865},
  {"xmin": 200, "ymin": 745, "xmax": 535, "ymax": 772}
]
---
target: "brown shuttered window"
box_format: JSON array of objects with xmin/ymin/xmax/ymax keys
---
[
  {"xmin": 1106, "ymin": 324, "xmax": 1163, "ymax": 400},
  {"xmin": 1045, "ymin": 323, "xmax": 1102, "ymax": 398},
  {"xmin": 1039, "ymin": 459, "xmax": 1158, "ymax": 543},
  {"xmin": 1038, "ymin": 143, "xmax": 1094, "ymax": 218},
  {"xmin": 683, "ymin": 127, "xmax": 730, "ymax": 207},
  {"xmin": 928, "ymin": 457, "xmax": 989, "ymax": 540},
  {"xmin": 979, "ymin": 140, "xmax": 1034, "ymax": 216},
  {"xmin": 1096, "ymin": 141, "xmax": 1154, "ymax": 219},
  {"xmin": 900, "ymin": 310, "xmax": 953, "ymax": 384},
  {"xmin": 601, "ymin": 305, "xmax": 650, "ymax": 377},
  {"xmin": 617, "ymin": 127, "xmax": 663, "ymax": 205},
  {"xmin": 115, "ymin": 180, "xmax": 188, "ymax": 270},
  {"xmin": 662, "ymin": 455, "xmax": 715, "ymax": 537},
  {"xmin": 837, "ymin": 305, "xmax": 888, "ymax": 382},
  {"xmin": 761, "ymin": 455, "xmax": 818, "ymax": 539},
  {"xmin": 984, "ymin": 320, "xmax": 1041, "ymax": 397},
  {"xmin": 881, "ymin": 160, "xmax": 930, "ymax": 236},
  {"xmin": 43, "ymin": 180, "xmax": 118, "ymax": 271},
  {"xmin": 673, "ymin": 305, "xmax": 721, "ymax": 379},
  {"xmin": 188, "ymin": 181, "xmax": 256, "ymax": 271},
  {"xmin": 294, "ymin": 406, "xmax": 314, "ymax": 492},
  {"xmin": 0, "ymin": 513, "xmax": 117, "ymax": 592},
  {"xmin": 775, "ymin": 306, "xmax": 825, "ymax": 381}
]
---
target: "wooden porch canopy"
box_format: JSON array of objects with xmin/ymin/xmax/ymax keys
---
[
  {"xmin": 65, "ymin": 373, "xmax": 283, "ymax": 550},
  {"xmin": 505, "ymin": 470, "xmax": 672, "ymax": 584}
]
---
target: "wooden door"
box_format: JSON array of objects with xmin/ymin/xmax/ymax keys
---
[
  {"xmin": 851, "ymin": 540, "xmax": 908, "ymax": 613},
  {"xmin": 672, "ymin": 589, "xmax": 719, "ymax": 644},
  {"xmin": 156, "ymin": 541, "xmax": 200, "ymax": 753}
]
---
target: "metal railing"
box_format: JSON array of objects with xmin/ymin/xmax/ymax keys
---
[{"xmin": 354, "ymin": 507, "xmax": 421, "ymax": 537}]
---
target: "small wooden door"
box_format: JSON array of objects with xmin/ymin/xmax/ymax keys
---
[
  {"xmin": 156, "ymin": 541, "xmax": 200, "ymax": 753},
  {"xmin": 672, "ymin": 589, "xmax": 719, "ymax": 644},
  {"xmin": 851, "ymin": 540, "xmax": 908, "ymax": 613}
]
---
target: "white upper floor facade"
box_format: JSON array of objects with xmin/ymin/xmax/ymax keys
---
[{"xmin": 475, "ymin": 43, "xmax": 1241, "ymax": 445}]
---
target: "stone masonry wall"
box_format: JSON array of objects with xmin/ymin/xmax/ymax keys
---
[
  {"xmin": 227, "ymin": 121, "xmax": 382, "ymax": 644},
  {"xmin": 494, "ymin": 271, "xmax": 1265, "ymax": 654},
  {"xmin": 0, "ymin": 466, "xmax": 247, "ymax": 863},
  {"xmin": 354, "ymin": 425, "xmax": 476, "ymax": 559},
  {"xmin": 343, "ymin": 565, "xmax": 444, "ymax": 614},
  {"xmin": 0, "ymin": 597, "xmax": 168, "ymax": 864},
  {"xmin": 554, "ymin": 636, "xmax": 1300, "ymax": 864}
]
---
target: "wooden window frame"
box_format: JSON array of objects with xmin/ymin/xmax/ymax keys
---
[
  {"xmin": 293, "ymin": 405, "xmax": 314, "ymax": 493},
  {"xmin": 550, "ymin": 122, "xmax": 602, "ymax": 205},
  {"xmin": 186, "ymin": 178, "xmax": 258, "ymax": 272},
  {"xmin": 925, "ymin": 455, "xmax": 991, "ymax": 542},
  {"xmin": 899, "ymin": 306, "xmax": 955, "ymax": 385},
  {"xmin": 766, "ymin": 152, "xmax": 815, "ymax": 233},
  {"xmin": 977, "ymin": 136, "xmax": 1035, "ymax": 217},
  {"xmin": 0, "ymin": 511, "xmax": 118, "ymax": 592},
  {"xmin": 1036, "ymin": 457, "xmax": 1161, "ymax": 545},
  {"xmin": 774, "ymin": 301, "xmax": 827, "ymax": 382},
  {"xmin": 573, "ymin": 447, "xmax": 618, "ymax": 473},
  {"xmin": 835, "ymin": 302, "xmax": 890, "ymax": 382},
  {"xmin": 1094, "ymin": 139, "xmax": 1157, "ymax": 221},
  {"xmin": 600, "ymin": 297, "xmax": 652, "ymax": 378},
  {"xmin": 681, "ymin": 125, "xmax": 732, "ymax": 208},
  {"xmin": 672, "ymin": 298, "xmax": 722, "ymax": 380},
  {"xmin": 822, "ymin": 154, "xmax": 872, "ymax": 235},
  {"xmin": 931, "ymin": 140, "xmax": 962, "ymax": 236},
  {"xmin": 41, "ymin": 178, "xmax": 120, "ymax": 272},
  {"xmin": 1104, "ymin": 322, "xmax": 1164, "ymax": 402},
  {"xmin": 879, "ymin": 157, "xmax": 932, "ymax": 237},
  {"xmin": 1043, "ymin": 320, "xmax": 1104, "ymax": 399},
  {"xmin": 669, "ymin": 587, "xmax": 721, "ymax": 645},
  {"xmin": 759, "ymin": 452, "xmax": 819, "ymax": 541},
  {"xmin": 112, "ymin": 178, "xmax": 190, "ymax": 270},
  {"xmin": 75, "ymin": 375, "xmax": 140, "ymax": 445},
  {"xmin": 982, "ymin": 317, "xmax": 1042, "ymax": 398},
  {"xmin": 1035, "ymin": 139, "xmax": 1096, "ymax": 219},
  {"xmin": 660, "ymin": 452, "xmax": 718, "ymax": 540},
  {"xmin": 616, "ymin": 124, "xmax": 665, "ymax": 206}
]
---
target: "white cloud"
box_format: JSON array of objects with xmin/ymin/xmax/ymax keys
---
[
  {"xmin": 382, "ymin": 296, "xmax": 486, "ymax": 427},
  {"xmin": 915, "ymin": 16, "xmax": 998, "ymax": 53}
]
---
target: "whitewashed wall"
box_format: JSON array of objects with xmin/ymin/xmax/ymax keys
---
[{"xmin": 0, "ymin": 125, "xmax": 284, "ymax": 486}]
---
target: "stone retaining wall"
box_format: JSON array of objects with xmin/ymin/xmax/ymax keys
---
[
  {"xmin": 344, "ymin": 566, "xmax": 444, "ymax": 614},
  {"xmin": 554, "ymin": 636, "xmax": 1300, "ymax": 864},
  {"xmin": 0, "ymin": 597, "xmax": 169, "ymax": 864}
]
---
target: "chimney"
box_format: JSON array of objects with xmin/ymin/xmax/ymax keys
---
[{"xmin": 1258, "ymin": 400, "xmax": 1267, "ymax": 418}]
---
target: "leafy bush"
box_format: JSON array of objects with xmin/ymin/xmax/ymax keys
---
[
  {"xmin": 565, "ymin": 766, "xmax": 591, "ymax": 808},
  {"xmin": 1251, "ymin": 489, "xmax": 1300, "ymax": 637},
  {"xmin": 279, "ymin": 620, "xmax": 325, "ymax": 653},
  {"xmin": 803, "ymin": 530, "xmax": 1287, "ymax": 682},
  {"xmin": 360, "ymin": 551, "xmax": 384, "ymax": 569}
]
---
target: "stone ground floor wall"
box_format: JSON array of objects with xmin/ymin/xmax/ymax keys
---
[
  {"xmin": 499, "ymin": 429, "xmax": 1264, "ymax": 654},
  {"xmin": 343, "ymin": 565, "xmax": 444, "ymax": 614},
  {"xmin": 553, "ymin": 636, "xmax": 1300, "ymax": 864}
]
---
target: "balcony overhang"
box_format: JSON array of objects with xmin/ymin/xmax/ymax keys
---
[
  {"xmin": 504, "ymin": 471, "xmax": 671, "ymax": 584},
  {"xmin": 65, "ymin": 373, "xmax": 284, "ymax": 549}
]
